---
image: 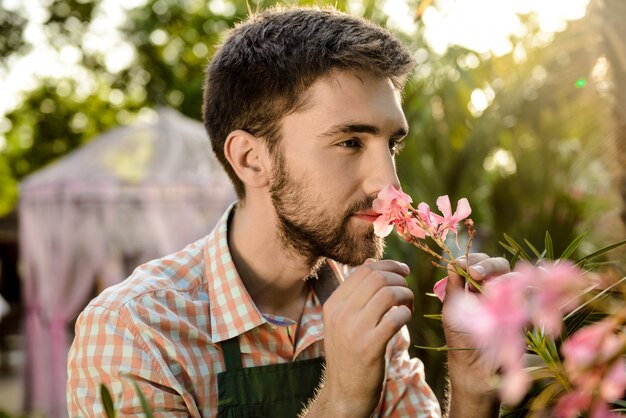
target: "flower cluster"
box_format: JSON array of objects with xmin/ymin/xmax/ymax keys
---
[
  {"xmin": 557, "ymin": 317, "xmax": 626, "ymax": 418},
  {"xmin": 445, "ymin": 261, "xmax": 589, "ymax": 405},
  {"xmin": 373, "ymin": 184, "xmax": 626, "ymax": 417},
  {"xmin": 373, "ymin": 185, "xmax": 475, "ymax": 288},
  {"xmin": 373, "ymin": 185, "xmax": 471, "ymax": 244}
]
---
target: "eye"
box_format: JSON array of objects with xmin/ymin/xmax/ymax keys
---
[
  {"xmin": 338, "ymin": 138, "xmax": 363, "ymax": 149},
  {"xmin": 389, "ymin": 138, "xmax": 406, "ymax": 154}
]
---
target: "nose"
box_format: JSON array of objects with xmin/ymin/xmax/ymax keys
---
[{"xmin": 362, "ymin": 145, "xmax": 401, "ymax": 198}]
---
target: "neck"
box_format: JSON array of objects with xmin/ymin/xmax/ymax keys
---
[{"xmin": 227, "ymin": 198, "xmax": 318, "ymax": 319}]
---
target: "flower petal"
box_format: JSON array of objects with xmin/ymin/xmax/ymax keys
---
[
  {"xmin": 436, "ymin": 195, "xmax": 452, "ymax": 218},
  {"xmin": 600, "ymin": 357, "xmax": 626, "ymax": 401},
  {"xmin": 451, "ymin": 198, "xmax": 472, "ymax": 222},
  {"xmin": 373, "ymin": 216, "xmax": 394, "ymax": 237},
  {"xmin": 378, "ymin": 184, "xmax": 412, "ymax": 205},
  {"xmin": 433, "ymin": 277, "xmax": 448, "ymax": 302}
]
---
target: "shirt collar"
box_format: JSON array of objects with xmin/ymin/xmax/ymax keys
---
[
  {"xmin": 204, "ymin": 203, "xmax": 347, "ymax": 344},
  {"xmin": 205, "ymin": 203, "xmax": 266, "ymax": 343}
]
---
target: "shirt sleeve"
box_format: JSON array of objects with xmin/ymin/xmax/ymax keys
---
[
  {"xmin": 67, "ymin": 305, "xmax": 197, "ymax": 417},
  {"xmin": 374, "ymin": 326, "xmax": 442, "ymax": 418}
]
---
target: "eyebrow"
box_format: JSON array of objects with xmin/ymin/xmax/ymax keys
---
[{"xmin": 319, "ymin": 123, "xmax": 408, "ymax": 139}]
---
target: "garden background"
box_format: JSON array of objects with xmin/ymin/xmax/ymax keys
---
[{"xmin": 0, "ymin": 0, "xmax": 624, "ymax": 416}]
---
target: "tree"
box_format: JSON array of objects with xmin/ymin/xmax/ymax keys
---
[{"xmin": 0, "ymin": 0, "xmax": 622, "ymax": 407}]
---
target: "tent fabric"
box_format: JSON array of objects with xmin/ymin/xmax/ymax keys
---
[{"xmin": 18, "ymin": 108, "xmax": 236, "ymax": 418}]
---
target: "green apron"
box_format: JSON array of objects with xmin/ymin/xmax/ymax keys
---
[
  {"xmin": 216, "ymin": 262, "xmax": 339, "ymax": 418},
  {"xmin": 216, "ymin": 336, "xmax": 325, "ymax": 418}
]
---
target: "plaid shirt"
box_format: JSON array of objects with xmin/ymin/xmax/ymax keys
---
[{"xmin": 67, "ymin": 205, "xmax": 441, "ymax": 417}]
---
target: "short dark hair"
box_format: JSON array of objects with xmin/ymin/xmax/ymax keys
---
[{"xmin": 203, "ymin": 6, "xmax": 415, "ymax": 198}]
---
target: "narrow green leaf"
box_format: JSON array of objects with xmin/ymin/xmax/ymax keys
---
[
  {"xmin": 499, "ymin": 241, "xmax": 517, "ymax": 256},
  {"xmin": 544, "ymin": 231, "xmax": 554, "ymax": 260},
  {"xmin": 423, "ymin": 314, "xmax": 442, "ymax": 320},
  {"xmin": 99, "ymin": 384, "xmax": 117, "ymax": 418},
  {"xmin": 565, "ymin": 275, "xmax": 626, "ymax": 320},
  {"xmin": 559, "ymin": 233, "xmax": 587, "ymax": 260},
  {"xmin": 510, "ymin": 250, "xmax": 520, "ymax": 269},
  {"xmin": 524, "ymin": 239, "xmax": 543, "ymax": 259},
  {"xmin": 413, "ymin": 344, "xmax": 477, "ymax": 351},
  {"xmin": 131, "ymin": 380, "xmax": 155, "ymax": 418},
  {"xmin": 575, "ymin": 239, "xmax": 626, "ymax": 265},
  {"xmin": 503, "ymin": 234, "xmax": 532, "ymax": 261}
]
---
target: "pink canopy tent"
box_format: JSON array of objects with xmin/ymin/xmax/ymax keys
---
[{"xmin": 18, "ymin": 108, "xmax": 235, "ymax": 417}]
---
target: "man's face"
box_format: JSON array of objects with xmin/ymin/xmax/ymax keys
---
[{"xmin": 269, "ymin": 70, "xmax": 408, "ymax": 267}]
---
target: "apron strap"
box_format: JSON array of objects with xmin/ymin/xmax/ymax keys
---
[
  {"xmin": 310, "ymin": 260, "xmax": 342, "ymax": 305},
  {"xmin": 221, "ymin": 336, "xmax": 243, "ymax": 371}
]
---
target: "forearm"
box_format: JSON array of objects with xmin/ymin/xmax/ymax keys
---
[
  {"xmin": 299, "ymin": 383, "xmax": 374, "ymax": 418},
  {"xmin": 444, "ymin": 378, "xmax": 500, "ymax": 418}
]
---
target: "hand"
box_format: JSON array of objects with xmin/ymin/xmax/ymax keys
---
[
  {"xmin": 307, "ymin": 259, "xmax": 413, "ymax": 417},
  {"xmin": 442, "ymin": 253, "xmax": 509, "ymax": 416}
]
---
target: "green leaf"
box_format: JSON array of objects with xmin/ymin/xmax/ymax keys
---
[
  {"xmin": 524, "ymin": 238, "xmax": 543, "ymax": 259},
  {"xmin": 99, "ymin": 383, "xmax": 117, "ymax": 418},
  {"xmin": 130, "ymin": 381, "xmax": 154, "ymax": 418},
  {"xmin": 564, "ymin": 275, "xmax": 626, "ymax": 320},
  {"xmin": 544, "ymin": 231, "xmax": 554, "ymax": 260},
  {"xmin": 423, "ymin": 313, "xmax": 442, "ymax": 320},
  {"xmin": 575, "ymin": 239, "xmax": 626, "ymax": 265},
  {"xmin": 559, "ymin": 233, "xmax": 587, "ymax": 260},
  {"xmin": 502, "ymin": 234, "xmax": 532, "ymax": 261},
  {"xmin": 510, "ymin": 249, "xmax": 520, "ymax": 269},
  {"xmin": 413, "ymin": 344, "xmax": 477, "ymax": 351}
]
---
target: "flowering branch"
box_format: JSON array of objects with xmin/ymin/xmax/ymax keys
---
[
  {"xmin": 372, "ymin": 185, "xmax": 479, "ymax": 300},
  {"xmin": 373, "ymin": 185, "xmax": 626, "ymax": 417}
]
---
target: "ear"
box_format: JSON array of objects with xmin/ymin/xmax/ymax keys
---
[{"xmin": 223, "ymin": 130, "xmax": 270, "ymax": 191}]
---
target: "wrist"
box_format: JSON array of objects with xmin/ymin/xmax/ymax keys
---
[
  {"xmin": 303, "ymin": 384, "xmax": 375, "ymax": 418},
  {"xmin": 447, "ymin": 378, "xmax": 500, "ymax": 418}
]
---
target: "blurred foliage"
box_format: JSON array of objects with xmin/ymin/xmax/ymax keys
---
[
  {"xmin": 0, "ymin": 0, "xmax": 624, "ymax": 406},
  {"xmin": 0, "ymin": 7, "xmax": 27, "ymax": 59}
]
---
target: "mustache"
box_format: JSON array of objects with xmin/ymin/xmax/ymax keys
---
[{"xmin": 345, "ymin": 196, "xmax": 377, "ymax": 218}]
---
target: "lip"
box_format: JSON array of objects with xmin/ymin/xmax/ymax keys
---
[{"xmin": 352, "ymin": 211, "xmax": 380, "ymax": 222}]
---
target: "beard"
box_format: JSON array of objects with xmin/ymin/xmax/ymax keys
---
[{"xmin": 269, "ymin": 149, "xmax": 385, "ymax": 268}]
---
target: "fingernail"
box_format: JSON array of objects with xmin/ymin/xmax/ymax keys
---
[
  {"xmin": 470, "ymin": 265, "xmax": 485, "ymax": 276},
  {"xmin": 400, "ymin": 262, "xmax": 410, "ymax": 272}
]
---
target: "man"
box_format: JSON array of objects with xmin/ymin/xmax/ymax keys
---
[{"xmin": 68, "ymin": 7, "xmax": 508, "ymax": 417}]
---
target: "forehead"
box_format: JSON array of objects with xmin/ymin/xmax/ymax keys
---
[{"xmin": 281, "ymin": 70, "xmax": 407, "ymax": 139}]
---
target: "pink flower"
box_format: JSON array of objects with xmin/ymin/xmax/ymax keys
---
[
  {"xmin": 396, "ymin": 217, "xmax": 426, "ymax": 241},
  {"xmin": 561, "ymin": 320, "xmax": 621, "ymax": 376},
  {"xmin": 373, "ymin": 185, "xmax": 413, "ymax": 237},
  {"xmin": 433, "ymin": 195, "xmax": 472, "ymax": 242},
  {"xmin": 561, "ymin": 319, "xmax": 626, "ymax": 407},
  {"xmin": 516, "ymin": 261, "xmax": 586, "ymax": 335},
  {"xmin": 554, "ymin": 390, "xmax": 591, "ymax": 418},
  {"xmin": 433, "ymin": 277, "xmax": 448, "ymax": 302},
  {"xmin": 446, "ymin": 274, "xmax": 531, "ymax": 404},
  {"xmin": 417, "ymin": 202, "xmax": 441, "ymax": 235},
  {"xmin": 600, "ymin": 357, "xmax": 626, "ymax": 401},
  {"xmin": 499, "ymin": 365, "xmax": 531, "ymax": 406}
]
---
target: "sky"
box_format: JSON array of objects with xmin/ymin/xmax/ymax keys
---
[{"xmin": 0, "ymin": 0, "xmax": 591, "ymax": 123}]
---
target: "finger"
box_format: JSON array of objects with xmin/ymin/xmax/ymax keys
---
[
  {"xmin": 446, "ymin": 254, "xmax": 489, "ymax": 283},
  {"xmin": 453, "ymin": 253, "xmax": 490, "ymax": 270},
  {"xmin": 366, "ymin": 259, "xmax": 410, "ymax": 276},
  {"xmin": 347, "ymin": 271, "xmax": 409, "ymax": 312},
  {"xmin": 467, "ymin": 257, "xmax": 510, "ymax": 282},
  {"xmin": 360, "ymin": 285, "xmax": 414, "ymax": 327},
  {"xmin": 340, "ymin": 260, "xmax": 409, "ymax": 294},
  {"xmin": 372, "ymin": 305, "xmax": 412, "ymax": 346}
]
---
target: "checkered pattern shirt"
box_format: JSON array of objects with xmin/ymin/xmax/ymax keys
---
[{"xmin": 67, "ymin": 205, "xmax": 441, "ymax": 417}]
